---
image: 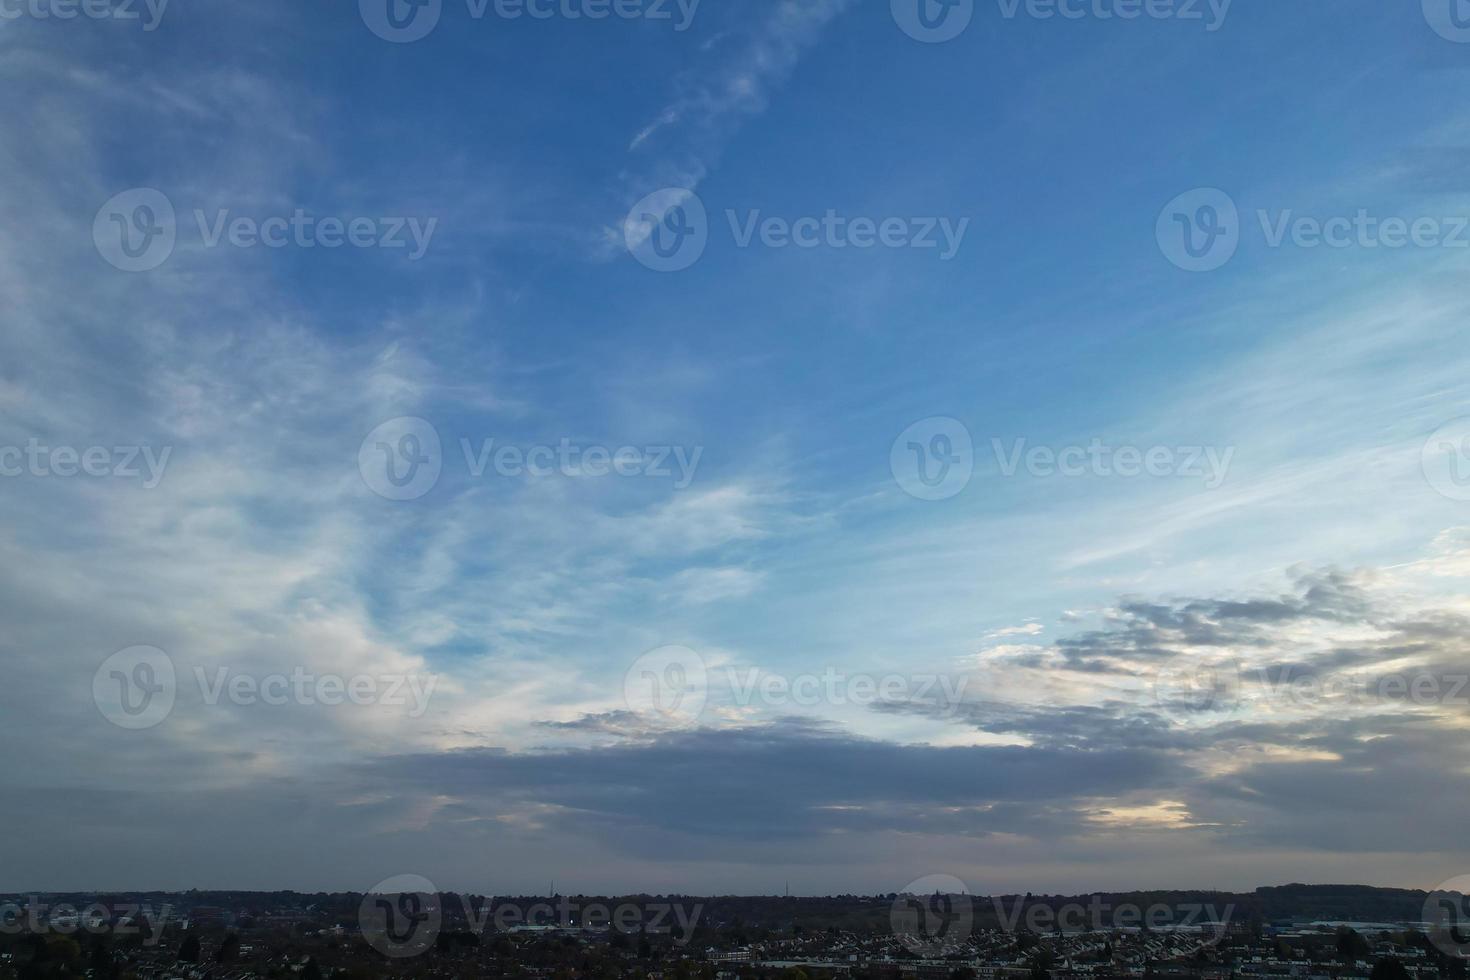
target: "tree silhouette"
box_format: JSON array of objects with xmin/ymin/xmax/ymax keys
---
[
  {"xmin": 89, "ymin": 934, "xmax": 118, "ymax": 980},
  {"xmin": 1369, "ymin": 958, "xmax": 1410, "ymax": 980},
  {"xmin": 1335, "ymin": 928, "xmax": 1370, "ymax": 961},
  {"xmin": 216, "ymin": 932, "xmax": 241, "ymax": 963}
]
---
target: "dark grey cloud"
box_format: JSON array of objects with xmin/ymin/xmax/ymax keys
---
[
  {"xmin": 875, "ymin": 700, "xmax": 1207, "ymax": 753},
  {"xmin": 870, "ymin": 563, "xmax": 1470, "ymax": 862},
  {"xmin": 533, "ymin": 710, "xmax": 653, "ymax": 736},
  {"xmin": 359, "ymin": 719, "xmax": 1185, "ymax": 846},
  {"xmin": 1186, "ymin": 714, "xmax": 1470, "ymax": 853},
  {"xmin": 994, "ymin": 568, "xmax": 1384, "ymax": 675}
]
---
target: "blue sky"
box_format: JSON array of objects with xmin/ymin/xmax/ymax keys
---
[{"xmin": 6, "ymin": 0, "xmax": 1470, "ymax": 895}]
